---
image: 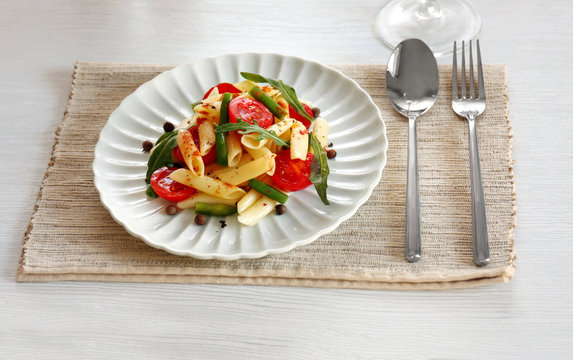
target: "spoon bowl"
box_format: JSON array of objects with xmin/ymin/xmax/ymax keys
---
[
  {"xmin": 385, "ymin": 39, "xmax": 439, "ymax": 262},
  {"xmin": 386, "ymin": 39, "xmax": 440, "ymax": 117}
]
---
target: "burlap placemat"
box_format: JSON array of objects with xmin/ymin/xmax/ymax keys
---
[{"xmin": 16, "ymin": 61, "xmax": 516, "ymax": 290}]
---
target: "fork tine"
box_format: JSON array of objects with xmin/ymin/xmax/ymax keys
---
[
  {"xmin": 452, "ymin": 41, "xmax": 458, "ymax": 100},
  {"xmin": 469, "ymin": 40, "xmax": 475, "ymax": 99},
  {"xmin": 461, "ymin": 41, "xmax": 467, "ymax": 99},
  {"xmin": 477, "ymin": 39, "xmax": 485, "ymax": 99}
]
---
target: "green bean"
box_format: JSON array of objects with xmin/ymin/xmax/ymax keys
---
[
  {"xmin": 248, "ymin": 179, "xmax": 289, "ymax": 204},
  {"xmin": 195, "ymin": 202, "xmax": 237, "ymax": 216},
  {"xmin": 215, "ymin": 93, "xmax": 233, "ymax": 166},
  {"xmin": 248, "ymin": 86, "xmax": 288, "ymax": 120},
  {"xmin": 219, "ymin": 93, "xmax": 233, "ymax": 126}
]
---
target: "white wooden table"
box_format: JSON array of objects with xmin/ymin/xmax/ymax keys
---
[{"xmin": 1, "ymin": 0, "xmax": 572, "ymax": 358}]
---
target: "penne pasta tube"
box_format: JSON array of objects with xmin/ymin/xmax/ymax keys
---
[
  {"xmin": 177, "ymin": 192, "xmax": 237, "ymax": 209},
  {"xmin": 290, "ymin": 120, "xmax": 309, "ymax": 160},
  {"xmin": 312, "ymin": 117, "xmax": 329, "ymax": 148},
  {"xmin": 237, "ymin": 189, "xmax": 262, "ymax": 214},
  {"xmin": 246, "ymin": 146, "xmax": 276, "ymax": 176},
  {"xmin": 203, "ymin": 162, "xmax": 226, "ymax": 177},
  {"xmin": 169, "ymin": 168, "xmax": 245, "ymax": 200},
  {"xmin": 212, "ymin": 153, "xmax": 253, "ymax": 178},
  {"xmin": 177, "ymin": 129, "xmax": 204, "ymax": 176},
  {"xmin": 217, "ymin": 154, "xmax": 276, "ymax": 186},
  {"xmin": 237, "ymin": 196, "xmax": 278, "ymax": 226},
  {"xmin": 245, "ymin": 145, "xmax": 273, "ymax": 160},
  {"xmin": 198, "ymin": 119, "xmax": 216, "ymax": 156},
  {"xmin": 233, "ymin": 80, "xmax": 257, "ymax": 93},
  {"xmin": 226, "ymin": 130, "xmax": 243, "ymax": 167},
  {"xmin": 178, "ymin": 113, "xmax": 198, "ymax": 130}
]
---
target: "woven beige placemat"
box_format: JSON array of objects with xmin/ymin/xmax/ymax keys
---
[{"xmin": 16, "ymin": 61, "xmax": 516, "ymax": 290}]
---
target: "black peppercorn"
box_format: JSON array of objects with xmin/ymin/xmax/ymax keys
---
[
  {"xmin": 311, "ymin": 107, "xmax": 320, "ymax": 119},
  {"xmin": 166, "ymin": 205, "xmax": 178, "ymax": 215},
  {"xmin": 142, "ymin": 140, "xmax": 153, "ymax": 152},
  {"xmin": 163, "ymin": 122, "xmax": 175, "ymax": 132},
  {"xmin": 275, "ymin": 204, "xmax": 287, "ymax": 215},
  {"xmin": 194, "ymin": 214, "xmax": 207, "ymax": 225},
  {"xmin": 327, "ymin": 149, "xmax": 337, "ymax": 159}
]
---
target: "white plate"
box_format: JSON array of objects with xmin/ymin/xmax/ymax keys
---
[{"xmin": 93, "ymin": 53, "xmax": 387, "ymax": 260}]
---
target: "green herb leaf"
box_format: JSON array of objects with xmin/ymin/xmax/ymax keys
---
[
  {"xmin": 215, "ymin": 119, "xmax": 290, "ymax": 148},
  {"xmin": 146, "ymin": 184, "xmax": 158, "ymax": 198},
  {"xmin": 145, "ymin": 131, "xmax": 178, "ymax": 183},
  {"xmin": 240, "ymin": 72, "xmax": 313, "ymax": 122},
  {"xmin": 240, "ymin": 72, "xmax": 267, "ymax": 83},
  {"xmin": 155, "ymin": 130, "xmax": 176, "ymax": 146},
  {"xmin": 309, "ymin": 134, "xmax": 330, "ymax": 205}
]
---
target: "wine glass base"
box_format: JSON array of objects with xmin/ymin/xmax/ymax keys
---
[{"xmin": 376, "ymin": 0, "xmax": 481, "ymax": 56}]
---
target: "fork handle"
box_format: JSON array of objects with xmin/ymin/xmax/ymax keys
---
[
  {"xmin": 467, "ymin": 117, "xmax": 490, "ymax": 266},
  {"xmin": 406, "ymin": 115, "xmax": 421, "ymax": 263}
]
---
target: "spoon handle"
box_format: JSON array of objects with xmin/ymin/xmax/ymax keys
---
[
  {"xmin": 467, "ymin": 117, "xmax": 490, "ymax": 266},
  {"xmin": 406, "ymin": 116, "xmax": 421, "ymax": 262}
]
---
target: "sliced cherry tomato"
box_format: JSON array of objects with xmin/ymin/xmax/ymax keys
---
[
  {"xmin": 229, "ymin": 97, "xmax": 274, "ymax": 129},
  {"xmin": 150, "ymin": 166, "xmax": 196, "ymax": 202},
  {"xmin": 202, "ymin": 83, "xmax": 241, "ymax": 100},
  {"xmin": 271, "ymin": 150, "xmax": 314, "ymax": 192},
  {"xmin": 172, "ymin": 125, "xmax": 217, "ymax": 166},
  {"xmin": 288, "ymin": 103, "xmax": 313, "ymax": 129}
]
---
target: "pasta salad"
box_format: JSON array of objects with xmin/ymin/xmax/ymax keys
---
[{"xmin": 143, "ymin": 72, "xmax": 334, "ymax": 226}]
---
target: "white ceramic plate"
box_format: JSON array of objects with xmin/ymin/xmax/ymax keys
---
[{"xmin": 93, "ymin": 53, "xmax": 387, "ymax": 260}]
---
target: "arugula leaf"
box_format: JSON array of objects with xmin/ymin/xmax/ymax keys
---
[
  {"xmin": 215, "ymin": 119, "xmax": 290, "ymax": 148},
  {"xmin": 155, "ymin": 130, "xmax": 176, "ymax": 146},
  {"xmin": 146, "ymin": 184, "xmax": 158, "ymax": 198},
  {"xmin": 240, "ymin": 72, "xmax": 313, "ymax": 122},
  {"xmin": 145, "ymin": 131, "xmax": 178, "ymax": 183},
  {"xmin": 309, "ymin": 134, "xmax": 330, "ymax": 205}
]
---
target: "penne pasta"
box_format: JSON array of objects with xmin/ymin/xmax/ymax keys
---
[
  {"xmin": 198, "ymin": 119, "xmax": 216, "ymax": 156},
  {"xmin": 212, "ymin": 153, "xmax": 254, "ymax": 178},
  {"xmin": 178, "ymin": 113, "xmax": 198, "ymax": 129},
  {"xmin": 237, "ymin": 189, "xmax": 262, "ymax": 214},
  {"xmin": 244, "ymin": 146, "xmax": 278, "ymax": 175},
  {"xmin": 312, "ymin": 117, "xmax": 329, "ymax": 148},
  {"xmin": 290, "ymin": 120, "xmax": 309, "ymax": 160},
  {"xmin": 177, "ymin": 129, "xmax": 204, "ymax": 176},
  {"xmin": 217, "ymin": 154, "xmax": 276, "ymax": 186},
  {"xmin": 169, "ymin": 168, "xmax": 245, "ymax": 200},
  {"xmin": 226, "ymin": 130, "xmax": 243, "ymax": 167},
  {"xmin": 237, "ymin": 196, "xmax": 278, "ymax": 226},
  {"xmin": 245, "ymin": 145, "xmax": 272, "ymax": 160},
  {"xmin": 233, "ymin": 80, "xmax": 257, "ymax": 93}
]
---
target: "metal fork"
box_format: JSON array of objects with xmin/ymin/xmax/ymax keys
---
[{"xmin": 452, "ymin": 40, "xmax": 490, "ymax": 267}]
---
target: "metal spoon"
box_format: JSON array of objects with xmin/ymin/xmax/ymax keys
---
[{"xmin": 386, "ymin": 39, "xmax": 439, "ymax": 263}]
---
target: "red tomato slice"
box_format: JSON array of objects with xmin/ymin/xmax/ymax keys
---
[
  {"xmin": 202, "ymin": 83, "xmax": 241, "ymax": 100},
  {"xmin": 271, "ymin": 150, "xmax": 314, "ymax": 192},
  {"xmin": 150, "ymin": 166, "xmax": 196, "ymax": 202},
  {"xmin": 172, "ymin": 126, "xmax": 217, "ymax": 166},
  {"xmin": 229, "ymin": 97, "xmax": 274, "ymax": 129},
  {"xmin": 288, "ymin": 103, "xmax": 313, "ymax": 129}
]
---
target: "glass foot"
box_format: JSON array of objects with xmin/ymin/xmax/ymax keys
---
[{"xmin": 376, "ymin": 0, "xmax": 481, "ymax": 56}]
